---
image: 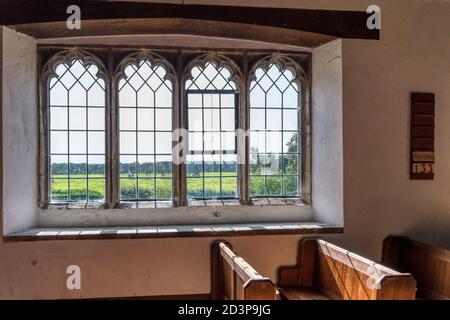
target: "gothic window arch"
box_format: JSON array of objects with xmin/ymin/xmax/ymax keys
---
[
  {"xmin": 248, "ymin": 55, "xmax": 309, "ymax": 201},
  {"xmin": 115, "ymin": 52, "xmax": 176, "ymax": 208},
  {"xmin": 39, "ymin": 48, "xmax": 310, "ymax": 209},
  {"xmin": 183, "ymin": 54, "xmax": 243, "ymax": 201},
  {"xmin": 41, "ymin": 50, "xmax": 108, "ymax": 206}
]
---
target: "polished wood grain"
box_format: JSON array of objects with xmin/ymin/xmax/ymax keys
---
[
  {"xmin": 278, "ymin": 287, "xmax": 329, "ymax": 300},
  {"xmin": 382, "ymin": 236, "xmax": 450, "ymax": 300},
  {"xmin": 15, "ymin": 19, "xmax": 335, "ymax": 50},
  {"xmin": 278, "ymin": 238, "xmax": 417, "ymax": 300},
  {"xmin": 410, "ymin": 92, "xmax": 435, "ymax": 180},
  {"xmin": 0, "ymin": 26, "xmax": 3, "ymax": 238},
  {"xmin": 1, "ymin": 1, "xmax": 379, "ymax": 40},
  {"xmin": 211, "ymin": 241, "xmax": 278, "ymax": 300}
]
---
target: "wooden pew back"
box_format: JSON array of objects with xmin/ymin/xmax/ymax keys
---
[
  {"xmin": 382, "ymin": 236, "xmax": 450, "ymax": 300},
  {"xmin": 279, "ymin": 238, "xmax": 416, "ymax": 300},
  {"xmin": 211, "ymin": 241, "xmax": 278, "ymax": 300}
]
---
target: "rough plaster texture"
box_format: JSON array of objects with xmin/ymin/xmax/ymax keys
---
[
  {"xmin": 1, "ymin": 27, "xmax": 38, "ymax": 235},
  {"xmin": 38, "ymin": 204, "xmax": 313, "ymax": 228},
  {"xmin": 38, "ymin": 34, "xmax": 313, "ymax": 52},
  {"xmin": 334, "ymin": 0, "xmax": 450, "ymax": 256},
  {"xmin": 1, "ymin": 0, "xmax": 450, "ymax": 299},
  {"xmin": 311, "ymin": 39, "xmax": 344, "ymax": 226}
]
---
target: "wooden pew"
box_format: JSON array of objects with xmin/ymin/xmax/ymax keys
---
[
  {"xmin": 382, "ymin": 236, "xmax": 450, "ymax": 300},
  {"xmin": 278, "ymin": 238, "xmax": 417, "ymax": 300},
  {"xmin": 211, "ymin": 241, "xmax": 278, "ymax": 300}
]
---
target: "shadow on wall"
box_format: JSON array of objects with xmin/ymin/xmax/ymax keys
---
[{"xmin": 405, "ymin": 217, "xmax": 450, "ymax": 249}]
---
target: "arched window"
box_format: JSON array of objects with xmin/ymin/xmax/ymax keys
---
[
  {"xmin": 47, "ymin": 53, "xmax": 106, "ymax": 204},
  {"xmin": 185, "ymin": 56, "xmax": 240, "ymax": 200},
  {"xmin": 249, "ymin": 57, "xmax": 303, "ymax": 198},
  {"xmin": 40, "ymin": 48, "xmax": 309, "ymax": 210},
  {"xmin": 117, "ymin": 54, "xmax": 174, "ymax": 207}
]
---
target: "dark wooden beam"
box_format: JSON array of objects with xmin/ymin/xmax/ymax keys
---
[
  {"xmin": 12, "ymin": 19, "xmax": 336, "ymax": 48},
  {"xmin": 0, "ymin": 22, "xmax": 3, "ymax": 238},
  {"xmin": 0, "ymin": 1, "xmax": 379, "ymax": 40}
]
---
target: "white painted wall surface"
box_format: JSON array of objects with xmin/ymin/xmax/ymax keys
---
[
  {"xmin": 1, "ymin": 0, "xmax": 450, "ymax": 299},
  {"xmin": 312, "ymin": 39, "xmax": 344, "ymax": 226},
  {"xmin": 1, "ymin": 27, "xmax": 38, "ymax": 235}
]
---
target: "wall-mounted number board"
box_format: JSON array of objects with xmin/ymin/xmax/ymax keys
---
[{"xmin": 410, "ymin": 92, "xmax": 435, "ymax": 180}]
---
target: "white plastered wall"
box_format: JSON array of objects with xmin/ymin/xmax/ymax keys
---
[
  {"xmin": 0, "ymin": 25, "xmax": 338, "ymax": 299},
  {"xmin": 1, "ymin": 0, "xmax": 450, "ymax": 299},
  {"xmin": 1, "ymin": 26, "xmax": 38, "ymax": 235},
  {"xmin": 1, "ymin": 25, "xmax": 317, "ymax": 230},
  {"xmin": 311, "ymin": 39, "xmax": 344, "ymax": 226}
]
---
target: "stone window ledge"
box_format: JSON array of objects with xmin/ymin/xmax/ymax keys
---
[
  {"xmin": 44, "ymin": 198, "xmax": 305, "ymax": 210},
  {"xmin": 4, "ymin": 222, "xmax": 343, "ymax": 241}
]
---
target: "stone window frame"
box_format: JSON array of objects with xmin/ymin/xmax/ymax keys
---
[{"xmin": 38, "ymin": 46, "xmax": 311, "ymax": 209}]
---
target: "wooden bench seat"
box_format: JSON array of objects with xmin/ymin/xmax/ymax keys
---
[
  {"xmin": 382, "ymin": 236, "xmax": 450, "ymax": 300},
  {"xmin": 278, "ymin": 287, "xmax": 330, "ymax": 300},
  {"xmin": 278, "ymin": 238, "xmax": 417, "ymax": 300},
  {"xmin": 211, "ymin": 241, "xmax": 278, "ymax": 300}
]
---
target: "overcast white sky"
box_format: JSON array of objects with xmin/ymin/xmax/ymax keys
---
[{"xmin": 49, "ymin": 61, "xmax": 299, "ymax": 164}]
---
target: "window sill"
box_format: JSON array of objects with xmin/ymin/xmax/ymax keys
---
[
  {"xmin": 4, "ymin": 222, "xmax": 343, "ymax": 242},
  {"xmin": 38, "ymin": 201, "xmax": 313, "ymax": 227},
  {"xmin": 44, "ymin": 198, "xmax": 305, "ymax": 210}
]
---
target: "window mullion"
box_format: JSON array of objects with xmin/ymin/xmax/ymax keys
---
[
  {"xmin": 239, "ymin": 52, "xmax": 250, "ymax": 205},
  {"xmin": 108, "ymin": 49, "xmax": 120, "ymax": 208},
  {"xmin": 301, "ymin": 80, "xmax": 311, "ymax": 204},
  {"xmin": 39, "ymin": 68, "xmax": 50, "ymax": 208},
  {"xmin": 41, "ymin": 49, "xmax": 309, "ymax": 208},
  {"xmin": 174, "ymin": 52, "xmax": 187, "ymax": 207}
]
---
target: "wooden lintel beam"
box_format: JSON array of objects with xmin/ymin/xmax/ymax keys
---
[{"xmin": 0, "ymin": 0, "xmax": 379, "ymax": 40}]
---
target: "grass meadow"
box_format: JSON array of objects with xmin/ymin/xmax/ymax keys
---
[{"xmin": 50, "ymin": 172, "xmax": 298, "ymax": 202}]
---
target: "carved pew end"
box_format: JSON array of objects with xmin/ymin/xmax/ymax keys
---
[
  {"xmin": 278, "ymin": 238, "xmax": 417, "ymax": 300},
  {"xmin": 211, "ymin": 240, "xmax": 278, "ymax": 300},
  {"xmin": 382, "ymin": 236, "xmax": 450, "ymax": 300}
]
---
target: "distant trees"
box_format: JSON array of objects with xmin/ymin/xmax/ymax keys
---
[
  {"xmin": 51, "ymin": 162, "xmax": 104, "ymax": 175},
  {"xmin": 51, "ymin": 162, "xmax": 174, "ymax": 176},
  {"xmin": 187, "ymin": 160, "xmax": 236, "ymax": 176},
  {"xmin": 51, "ymin": 162, "xmax": 69, "ymax": 175},
  {"xmin": 249, "ymin": 134, "xmax": 298, "ymax": 196},
  {"xmin": 284, "ymin": 134, "xmax": 298, "ymax": 174},
  {"xmin": 52, "ymin": 160, "xmax": 238, "ymax": 177},
  {"xmin": 51, "ymin": 136, "xmax": 299, "ymax": 198}
]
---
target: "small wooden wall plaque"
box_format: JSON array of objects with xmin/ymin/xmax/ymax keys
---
[{"xmin": 410, "ymin": 92, "xmax": 435, "ymax": 180}]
